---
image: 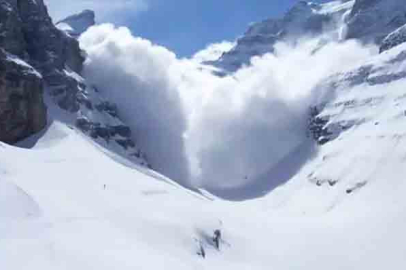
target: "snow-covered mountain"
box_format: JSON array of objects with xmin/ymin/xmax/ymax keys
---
[
  {"xmin": 210, "ymin": 0, "xmax": 355, "ymax": 72},
  {"xmin": 212, "ymin": 0, "xmax": 406, "ymax": 73},
  {"xmin": 56, "ymin": 10, "xmax": 96, "ymax": 38},
  {"xmin": 0, "ymin": 0, "xmax": 150, "ymax": 166},
  {"xmin": 2, "ymin": 42, "xmax": 406, "ymax": 269},
  {"xmin": 345, "ymin": 0, "xmax": 406, "ymax": 43},
  {"xmin": 2, "ymin": 0, "xmax": 406, "ymax": 269}
]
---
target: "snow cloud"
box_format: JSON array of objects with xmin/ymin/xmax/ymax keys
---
[
  {"xmin": 45, "ymin": 0, "xmax": 148, "ymax": 22},
  {"xmin": 80, "ymin": 24, "xmax": 190, "ymax": 185},
  {"xmin": 80, "ymin": 24, "xmax": 376, "ymax": 191}
]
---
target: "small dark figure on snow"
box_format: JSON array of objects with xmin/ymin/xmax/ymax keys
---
[
  {"xmin": 213, "ymin": 229, "xmax": 221, "ymax": 250},
  {"xmin": 197, "ymin": 242, "xmax": 206, "ymax": 258}
]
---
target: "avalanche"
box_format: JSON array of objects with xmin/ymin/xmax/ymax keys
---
[
  {"xmin": 1, "ymin": 44, "xmax": 406, "ymax": 270},
  {"xmin": 2, "ymin": 0, "xmax": 406, "ymax": 269}
]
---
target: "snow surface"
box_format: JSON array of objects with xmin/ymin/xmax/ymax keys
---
[{"xmin": 2, "ymin": 42, "xmax": 406, "ymax": 269}]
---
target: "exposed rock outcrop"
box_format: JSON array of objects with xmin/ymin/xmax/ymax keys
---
[
  {"xmin": 345, "ymin": 0, "xmax": 406, "ymax": 44},
  {"xmin": 0, "ymin": 48, "xmax": 46, "ymax": 143},
  {"xmin": 380, "ymin": 24, "xmax": 406, "ymax": 53},
  {"xmin": 16, "ymin": 0, "xmax": 84, "ymax": 73},
  {"xmin": 1, "ymin": 0, "xmax": 86, "ymax": 129},
  {"xmin": 0, "ymin": 0, "xmax": 27, "ymax": 57},
  {"xmin": 0, "ymin": 0, "xmax": 149, "ymax": 168}
]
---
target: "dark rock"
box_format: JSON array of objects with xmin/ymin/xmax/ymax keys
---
[
  {"xmin": 380, "ymin": 24, "xmax": 406, "ymax": 53},
  {"xmin": 346, "ymin": 181, "xmax": 367, "ymax": 194},
  {"xmin": 0, "ymin": 0, "xmax": 27, "ymax": 57},
  {"xmin": 77, "ymin": 92, "xmax": 93, "ymax": 110},
  {"xmin": 110, "ymin": 125, "xmax": 131, "ymax": 138},
  {"xmin": 0, "ymin": 48, "xmax": 47, "ymax": 143},
  {"xmin": 17, "ymin": 0, "xmax": 84, "ymax": 73},
  {"xmin": 46, "ymin": 70, "xmax": 86, "ymax": 112},
  {"xmin": 95, "ymin": 101, "xmax": 118, "ymax": 118},
  {"xmin": 10, "ymin": 0, "xmax": 85, "ymax": 113},
  {"xmin": 308, "ymin": 106, "xmax": 333, "ymax": 145},
  {"xmin": 115, "ymin": 138, "xmax": 135, "ymax": 149},
  {"xmin": 75, "ymin": 117, "xmax": 92, "ymax": 132},
  {"xmin": 90, "ymin": 125, "xmax": 111, "ymax": 140}
]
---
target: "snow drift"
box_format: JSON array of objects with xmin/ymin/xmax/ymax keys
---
[{"xmin": 80, "ymin": 23, "xmax": 377, "ymax": 191}]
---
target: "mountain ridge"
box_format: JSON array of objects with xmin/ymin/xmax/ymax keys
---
[{"xmin": 211, "ymin": 0, "xmax": 406, "ymax": 73}]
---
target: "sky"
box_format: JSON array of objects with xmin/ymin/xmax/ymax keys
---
[{"xmin": 45, "ymin": 0, "xmax": 327, "ymax": 57}]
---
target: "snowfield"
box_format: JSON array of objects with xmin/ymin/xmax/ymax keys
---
[{"xmin": 2, "ymin": 43, "xmax": 406, "ymax": 269}]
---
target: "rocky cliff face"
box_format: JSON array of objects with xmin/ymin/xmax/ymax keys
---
[
  {"xmin": 0, "ymin": 0, "xmax": 149, "ymax": 166},
  {"xmin": 0, "ymin": 48, "xmax": 46, "ymax": 143},
  {"xmin": 0, "ymin": 0, "xmax": 85, "ymax": 112},
  {"xmin": 0, "ymin": 0, "xmax": 49, "ymax": 143},
  {"xmin": 345, "ymin": 0, "xmax": 406, "ymax": 44}
]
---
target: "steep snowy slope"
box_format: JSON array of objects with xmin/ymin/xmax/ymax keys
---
[
  {"xmin": 211, "ymin": 0, "xmax": 355, "ymax": 72},
  {"xmin": 212, "ymin": 0, "xmax": 406, "ymax": 73},
  {"xmin": 345, "ymin": 0, "xmax": 406, "ymax": 43},
  {"xmin": 2, "ymin": 42, "xmax": 406, "ymax": 270}
]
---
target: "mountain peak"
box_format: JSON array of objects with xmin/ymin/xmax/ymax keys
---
[{"xmin": 56, "ymin": 9, "xmax": 96, "ymax": 37}]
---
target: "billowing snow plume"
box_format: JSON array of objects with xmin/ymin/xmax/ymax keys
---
[
  {"xmin": 80, "ymin": 24, "xmax": 376, "ymax": 191},
  {"xmin": 80, "ymin": 24, "xmax": 190, "ymax": 185},
  {"xmin": 191, "ymin": 41, "xmax": 235, "ymax": 63}
]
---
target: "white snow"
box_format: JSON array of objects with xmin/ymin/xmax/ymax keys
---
[
  {"xmin": 2, "ymin": 1, "xmax": 406, "ymax": 269},
  {"xmin": 214, "ymin": 0, "xmax": 356, "ymax": 72},
  {"xmin": 5, "ymin": 51, "xmax": 42, "ymax": 78},
  {"xmin": 318, "ymin": 0, "xmax": 355, "ymax": 14},
  {"xmin": 80, "ymin": 24, "xmax": 376, "ymax": 191},
  {"xmin": 1, "ymin": 40, "xmax": 406, "ymax": 270}
]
